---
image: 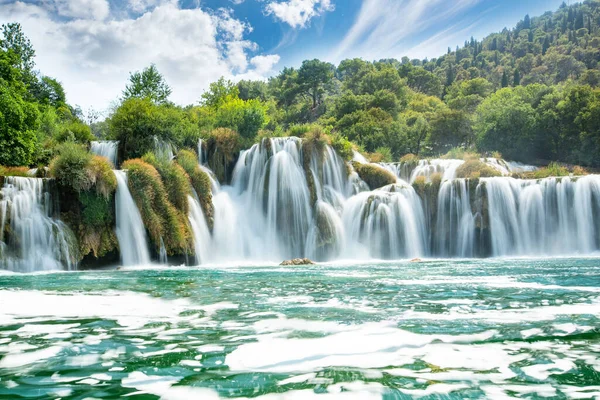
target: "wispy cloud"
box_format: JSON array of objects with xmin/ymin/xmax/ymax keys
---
[
  {"xmin": 265, "ymin": 0, "xmax": 334, "ymax": 29},
  {"xmin": 333, "ymin": 0, "xmax": 481, "ymax": 61}
]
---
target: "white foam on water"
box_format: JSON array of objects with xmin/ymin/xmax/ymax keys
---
[
  {"xmin": 0, "ymin": 290, "xmax": 201, "ymax": 328},
  {"xmin": 400, "ymin": 298, "xmax": 600, "ymax": 323},
  {"xmin": 122, "ymin": 371, "xmax": 220, "ymax": 400},
  {"xmin": 0, "ymin": 345, "xmax": 63, "ymax": 368},
  {"xmin": 226, "ymin": 320, "xmax": 498, "ymax": 373}
]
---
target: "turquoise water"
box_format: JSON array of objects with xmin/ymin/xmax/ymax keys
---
[{"xmin": 0, "ymin": 258, "xmax": 599, "ymax": 399}]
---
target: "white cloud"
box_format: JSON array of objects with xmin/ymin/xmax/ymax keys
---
[
  {"xmin": 0, "ymin": 1, "xmax": 280, "ymax": 112},
  {"xmin": 333, "ymin": 0, "xmax": 480, "ymax": 61},
  {"xmin": 53, "ymin": 0, "xmax": 110, "ymax": 20},
  {"xmin": 265, "ymin": 0, "xmax": 334, "ymax": 29},
  {"xmin": 127, "ymin": 0, "xmax": 171, "ymax": 14}
]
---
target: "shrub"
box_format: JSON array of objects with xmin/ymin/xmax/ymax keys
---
[
  {"xmin": 206, "ymin": 128, "xmax": 242, "ymax": 183},
  {"xmin": 572, "ymin": 165, "xmax": 588, "ymax": 176},
  {"xmin": 177, "ymin": 149, "xmax": 214, "ymax": 228},
  {"xmin": 122, "ymin": 159, "xmax": 191, "ymax": 255},
  {"xmin": 0, "ymin": 166, "xmax": 30, "ymax": 177},
  {"xmin": 352, "ymin": 161, "xmax": 397, "ymax": 189},
  {"xmin": 80, "ymin": 191, "xmax": 112, "ymax": 227},
  {"xmin": 400, "ymin": 153, "xmax": 419, "ymax": 164},
  {"xmin": 88, "ymin": 156, "xmax": 117, "ymax": 199},
  {"xmin": 49, "ymin": 142, "xmax": 93, "ymax": 192},
  {"xmin": 373, "ymin": 147, "xmax": 392, "ymax": 162},
  {"xmin": 142, "ymin": 152, "xmax": 192, "ymax": 213},
  {"xmin": 455, "ymin": 160, "xmax": 501, "ymax": 179},
  {"xmin": 302, "ymin": 125, "xmax": 330, "ymax": 163},
  {"xmin": 442, "ymin": 147, "xmax": 480, "ymax": 161},
  {"xmin": 330, "ymin": 133, "xmax": 354, "ymax": 161},
  {"xmin": 530, "ymin": 162, "xmax": 570, "ymax": 179},
  {"xmin": 55, "ymin": 121, "xmax": 95, "ymax": 144}
]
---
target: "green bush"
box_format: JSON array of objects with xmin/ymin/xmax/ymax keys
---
[
  {"xmin": 55, "ymin": 121, "xmax": 95, "ymax": 144},
  {"xmin": 352, "ymin": 161, "xmax": 397, "ymax": 189},
  {"xmin": 205, "ymin": 127, "xmax": 242, "ymax": 183},
  {"xmin": 142, "ymin": 152, "xmax": 192, "ymax": 213},
  {"xmin": 0, "ymin": 166, "xmax": 30, "ymax": 177},
  {"xmin": 302, "ymin": 125, "xmax": 330, "ymax": 163},
  {"xmin": 400, "ymin": 153, "xmax": 419, "ymax": 164},
  {"xmin": 442, "ymin": 147, "xmax": 480, "ymax": 160},
  {"xmin": 374, "ymin": 146, "xmax": 392, "ymax": 162},
  {"xmin": 177, "ymin": 149, "xmax": 214, "ymax": 228},
  {"xmin": 330, "ymin": 133, "xmax": 354, "ymax": 161},
  {"xmin": 455, "ymin": 160, "xmax": 501, "ymax": 179},
  {"xmin": 88, "ymin": 156, "xmax": 117, "ymax": 199},
  {"xmin": 122, "ymin": 159, "xmax": 191, "ymax": 255},
  {"xmin": 49, "ymin": 142, "xmax": 93, "ymax": 192},
  {"xmin": 530, "ymin": 162, "xmax": 570, "ymax": 179},
  {"xmin": 80, "ymin": 190, "xmax": 112, "ymax": 227}
]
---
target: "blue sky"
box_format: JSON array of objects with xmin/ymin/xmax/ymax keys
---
[{"xmin": 0, "ymin": 0, "xmax": 566, "ymax": 111}]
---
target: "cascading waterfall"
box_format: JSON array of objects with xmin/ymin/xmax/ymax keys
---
[
  {"xmin": 342, "ymin": 184, "xmax": 427, "ymax": 259},
  {"xmin": 91, "ymin": 141, "xmax": 119, "ymax": 167},
  {"xmin": 483, "ymin": 176, "xmax": 600, "ymax": 256},
  {"xmin": 0, "ymin": 177, "xmax": 76, "ymax": 272},
  {"xmin": 114, "ymin": 170, "xmax": 151, "ymax": 266},
  {"xmin": 186, "ymin": 138, "xmax": 600, "ymax": 263},
  {"xmin": 434, "ymin": 179, "xmax": 475, "ymax": 257}
]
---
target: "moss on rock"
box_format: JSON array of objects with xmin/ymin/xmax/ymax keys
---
[
  {"xmin": 352, "ymin": 161, "xmax": 397, "ymax": 190},
  {"xmin": 455, "ymin": 160, "xmax": 501, "ymax": 179}
]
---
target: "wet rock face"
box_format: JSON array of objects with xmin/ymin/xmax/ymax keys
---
[{"xmin": 280, "ymin": 258, "xmax": 315, "ymax": 266}]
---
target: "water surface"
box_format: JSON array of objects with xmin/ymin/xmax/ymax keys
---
[{"xmin": 1, "ymin": 258, "xmax": 599, "ymax": 399}]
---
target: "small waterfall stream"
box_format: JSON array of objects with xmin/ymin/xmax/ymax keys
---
[
  {"xmin": 114, "ymin": 170, "xmax": 151, "ymax": 266},
  {"xmin": 90, "ymin": 141, "xmax": 119, "ymax": 167},
  {"xmin": 0, "ymin": 177, "xmax": 75, "ymax": 272}
]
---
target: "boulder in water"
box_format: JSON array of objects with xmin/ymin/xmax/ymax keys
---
[
  {"xmin": 280, "ymin": 258, "xmax": 315, "ymax": 266},
  {"xmin": 410, "ymin": 258, "xmax": 422, "ymax": 263}
]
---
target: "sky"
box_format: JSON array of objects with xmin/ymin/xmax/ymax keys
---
[{"xmin": 0, "ymin": 0, "xmax": 566, "ymax": 114}]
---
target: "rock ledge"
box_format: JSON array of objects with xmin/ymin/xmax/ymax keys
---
[{"xmin": 280, "ymin": 258, "xmax": 315, "ymax": 266}]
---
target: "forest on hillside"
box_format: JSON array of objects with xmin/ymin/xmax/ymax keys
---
[{"xmin": 1, "ymin": 0, "xmax": 600, "ymax": 175}]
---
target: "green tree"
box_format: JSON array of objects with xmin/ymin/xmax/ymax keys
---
[
  {"xmin": 476, "ymin": 87, "xmax": 537, "ymax": 161},
  {"xmin": 123, "ymin": 64, "xmax": 172, "ymax": 104},
  {"xmin": 297, "ymin": 59, "xmax": 335, "ymax": 109},
  {"xmin": 0, "ymin": 48, "xmax": 39, "ymax": 166},
  {"xmin": 201, "ymin": 77, "xmax": 240, "ymax": 107},
  {"xmin": 1, "ymin": 23, "xmax": 35, "ymax": 73}
]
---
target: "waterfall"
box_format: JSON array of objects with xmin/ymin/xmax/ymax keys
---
[
  {"xmin": 0, "ymin": 177, "xmax": 75, "ymax": 272},
  {"xmin": 183, "ymin": 138, "xmax": 600, "ymax": 263},
  {"xmin": 114, "ymin": 170, "xmax": 150, "ymax": 266},
  {"xmin": 434, "ymin": 179, "xmax": 475, "ymax": 257},
  {"xmin": 188, "ymin": 195, "xmax": 211, "ymax": 264},
  {"xmin": 91, "ymin": 141, "xmax": 119, "ymax": 167},
  {"xmin": 483, "ymin": 176, "xmax": 600, "ymax": 256},
  {"xmin": 342, "ymin": 184, "xmax": 426, "ymax": 260}
]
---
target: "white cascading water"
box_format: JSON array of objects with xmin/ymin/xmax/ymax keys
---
[
  {"xmin": 184, "ymin": 138, "xmax": 600, "ymax": 263},
  {"xmin": 114, "ymin": 170, "xmax": 151, "ymax": 266},
  {"xmin": 0, "ymin": 177, "xmax": 75, "ymax": 272},
  {"xmin": 90, "ymin": 141, "xmax": 119, "ymax": 167},
  {"xmin": 434, "ymin": 179, "xmax": 475, "ymax": 257},
  {"xmin": 483, "ymin": 176, "xmax": 600, "ymax": 256}
]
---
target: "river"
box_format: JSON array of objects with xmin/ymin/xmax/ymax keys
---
[{"xmin": 0, "ymin": 258, "xmax": 599, "ymax": 399}]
